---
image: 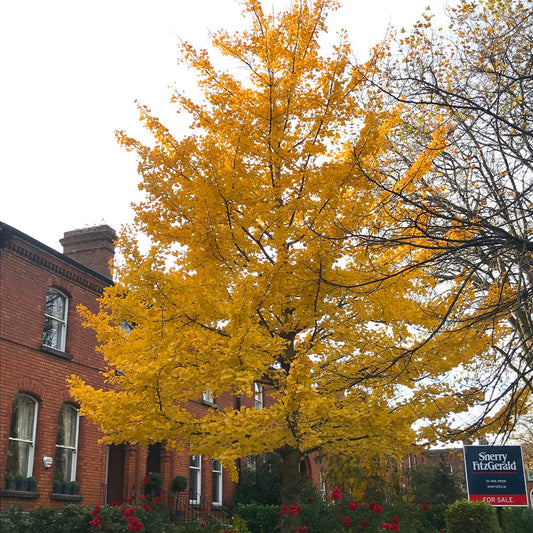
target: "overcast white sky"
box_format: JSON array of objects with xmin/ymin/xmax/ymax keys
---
[{"xmin": 0, "ymin": 0, "xmax": 449, "ymax": 251}]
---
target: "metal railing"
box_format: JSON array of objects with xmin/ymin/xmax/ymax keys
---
[{"xmin": 164, "ymin": 489, "xmax": 229, "ymax": 525}]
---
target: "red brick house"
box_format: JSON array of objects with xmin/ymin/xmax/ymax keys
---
[
  {"xmin": 1, "ymin": 221, "xmax": 322, "ymax": 516},
  {"xmin": 1, "ymin": 222, "xmax": 119, "ymax": 510}
]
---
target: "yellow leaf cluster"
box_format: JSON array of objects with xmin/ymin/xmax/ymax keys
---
[{"xmin": 69, "ymin": 0, "xmax": 506, "ymax": 481}]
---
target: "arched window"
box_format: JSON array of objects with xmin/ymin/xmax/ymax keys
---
[
  {"xmin": 42, "ymin": 288, "xmax": 68, "ymax": 351},
  {"xmin": 54, "ymin": 404, "xmax": 79, "ymax": 482},
  {"xmin": 6, "ymin": 394, "xmax": 38, "ymax": 477}
]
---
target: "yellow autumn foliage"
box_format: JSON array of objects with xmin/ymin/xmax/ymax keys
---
[{"xmin": 68, "ymin": 0, "xmax": 505, "ymax": 501}]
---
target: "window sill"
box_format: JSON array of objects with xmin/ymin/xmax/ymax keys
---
[
  {"xmin": 189, "ymin": 502, "xmax": 227, "ymax": 510},
  {"xmin": 2, "ymin": 489, "xmax": 40, "ymax": 499},
  {"xmin": 41, "ymin": 345, "xmax": 73, "ymax": 360},
  {"xmin": 199, "ymin": 399, "xmax": 220, "ymax": 409},
  {"xmin": 50, "ymin": 492, "xmax": 82, "ymax": 502}
]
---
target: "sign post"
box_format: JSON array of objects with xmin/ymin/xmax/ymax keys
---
[{"xmin": 463, "ymin": 445, "xmax": 528, "ymax": 507}]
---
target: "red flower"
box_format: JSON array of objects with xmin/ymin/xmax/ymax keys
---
[
  {"xmin": 143, "ymin": 476, "xmax": 151, "ymax": 485},
  {"xmin": 343, "ymin": 517, "xmax": 351, "ymax": 527},
  {"xmin": 142, "ymin": 503, "xmax": 152, "ymax": 512},
  {"xmin": 289, "ymin": 504, "xmax": 301, "ymax": 515},
  {"xmin": 89, "ymin": 508, "xmax": 103, "ymax": 532},
  {"xmin": 373, "ymin": 503, "xmax": 382, "ymax": 514},
  {"xmin": 422, "ymin": 503, "xmax": 430, "ymax": 511},
  {"xmin": 296, "ymin": 527, "xmax": 309, "ymax": 533},
  {"xmin": 127, "ymin": 517, "xmax": 144, "ymax": 532},
  {"xmin": 153, "ymin": 496, "xmax": 161, "ymax": 505},
  {"xmin": 279, "ymin": 504, "xmax": 289, "ymax": 516},
  {"xmin": 392, "ymin": 516, "xmax": 399, "ymax": 524},
  {"xmin": 306, "ymin": 497, "xmax": 314, "ymax": 504},
  {"xmin": 360, "ymin": 520, "xmax": 369, "ymax": 528},
  {"xmin": 348, "ymin": 501, "xmax": 358, "ymax": 511},
  {"xmin": 140, "ymin": 494, "xmax": 145, "ymax": 501},
  {"xmin": 331, "ymin": 488, "xmax": 343, "ymax": 501},
  {"xmin": 392, "ymin": 524, "xmax": 400, "ymax": 531},
  {"xmin": 380, "ymin": 523, "xmax": 392, "ymax": 530},
  {"xmin": 159, "ymin": 493, "xmax": 165, "ymax": 499}
]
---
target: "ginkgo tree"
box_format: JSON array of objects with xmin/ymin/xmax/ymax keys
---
[{"xmin": 69, "ymin": 0, "xmax": 495, "ymax": 525}]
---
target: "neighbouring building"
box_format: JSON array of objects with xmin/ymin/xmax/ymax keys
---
[{"xmin": 0, "ymin": 221, "xmax": 322, "ymax": 517}]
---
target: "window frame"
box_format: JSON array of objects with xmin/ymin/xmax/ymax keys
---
[
  {"xmin": 202, "ymin": 390, "xmax": 214, "ymax": 404},
  {"xmin": 254, "ymin": 382, "xmax": 263, "ymax": 410},
  {"xmin": 212, "ymin": 459, "xmax": 223, "ymax": 506},
  {"xmin": 42, "ymin": 287, "xmax": 69, "ymax": 352},
  {"xmin": 189, "ymin": 455, "xmax": 202, "ymax": 504},
  {"xmin": 6, "ymin": 393, "xmax": 39, "ymax": 478},
  {"xmin": 320, "ymin": 469, "xmax": 326, "ymax": 501},
  {"xmin": 246, "ymin": 455, "xmax": 257, "ymax": 473},
  {"xmin": 54, "ymin": 403, "xmax": 80, "ymax": 482}
]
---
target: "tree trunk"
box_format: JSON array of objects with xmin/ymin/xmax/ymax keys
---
[{"xmin": 278, "ymin": 444, "xmax": 302, "ymax": 533}]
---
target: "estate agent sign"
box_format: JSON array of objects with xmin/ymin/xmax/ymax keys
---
[{"xmin": 463, "ymin": 445, "xmax": 528, "ymax": 506}]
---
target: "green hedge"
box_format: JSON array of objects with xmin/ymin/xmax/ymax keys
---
[
  {"xmin": 0, "ymin": 505, "xmax": 91, "ymax": 533},
  {"xmin": 502, "ymin": 506, "xmax": 533, "ymax": 533},
  {"xmin": 1, "ymin": 500, "xmax": 531, "ymax": 532},
  {"xmin": 445, "ymin": 501, "xmax": 501, "ymax": 533},
  {"xmin": 233, "ymin": 503, "xmax": 280, "ymax": 533}
]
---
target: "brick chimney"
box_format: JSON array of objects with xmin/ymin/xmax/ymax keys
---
[{"xmin": 60, "ymin": 225, "xmax": 116, "ymax": 278}]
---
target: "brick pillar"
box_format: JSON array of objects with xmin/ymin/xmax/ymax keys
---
[
  {"xmin": 161, "ymin": 447, "xmax": 172, "ymax": 492},
  {"xmin": 124, "ymin": 445, "xmax": 148, "ymax": 499}
]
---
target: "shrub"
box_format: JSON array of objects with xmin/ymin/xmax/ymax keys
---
[
  {"xmin": 171, "ymin": 475, "xmax": 188, "ymax": 493},
  {"xmin": 0, "ymin": 506, "xmax": 91, "ymax": 533},
  {"xmin": 407, "ymin": 461, "xmax": 466, "ymax": 505},
  {"xmin": 22, "ymin": 507, "xmax": 59, "ymax": 533},
  {"xmin": 144, "ymin": 471, "xmax": 163, "ymax": 497},
  {"xmin": 234, "ymin": 453, "xmax": 282, "ymax": 505},
  {"xmin": 445, "ymin": 500, "xmax": 501, "ymax": 533},
  {"xmin": 502, "ymin": 506, "xmax": 533, "ymax": 533},
  {"xmin": 396, "ymin": 501, "xmax": 447, "ymax": 533},
  {"xmin": 58, "ymin": 505, "xmax": 92, "ymax": 532},
  {"xmin": 0, "ymin": 507, "xmax": 33, "ymax": 533},
  {"xmin": 172, "ymin": 517, "xmax": 250, "ymax": 532},
  {"xmin": 233, "ymin": 503, "xmax": 279, "ymax": 533}
]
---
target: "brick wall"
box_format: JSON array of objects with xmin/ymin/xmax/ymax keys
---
[
  {"xmin": 0, "ymin": 222, "xmax": 324, "ymax": 514},
  {"xmin": 0, "ymin": 224, "xmax": 110, "ymax": 510}
]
